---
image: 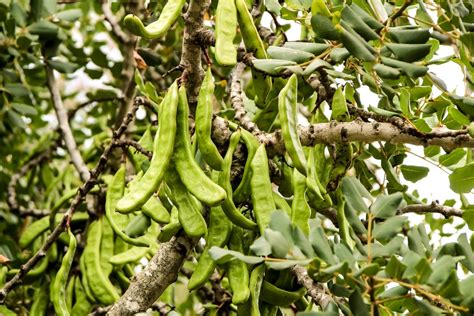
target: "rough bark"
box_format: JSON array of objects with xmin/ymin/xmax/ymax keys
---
[{"xmin": 107, "ymin": 234, "xmax": 197, "ymax": 315}]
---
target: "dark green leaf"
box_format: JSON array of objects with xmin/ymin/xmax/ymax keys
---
[
  {"xmin": 400, "ymin": 165, "xmax": 429, "ymax": 182},
  {"xmin": 208, "ymin": 247, "xmax": 264, "ymax": 265},
  {"xmin": 11, "ymin": 103, "xmax": 38, "ymax": 116},
  {"xmin": 370, "ymin": 193, "xmax": 404, "ymax": 218}
]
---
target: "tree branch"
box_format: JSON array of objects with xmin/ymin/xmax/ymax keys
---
[
  {"xmin": 231, "ymin": 63, "xmax": 263, "ymax": 136},
  {"xmin": 291, "ymin": 265, "xmax": 341, "ymax": 309},
  {"xmin": 398, "ymin": 202, "xmax": 463, "ymax": 218},
  {"xmin": 107, "ymin": 233, "xmax": 199, "ymax": 315},
  {"xmin": 0, "ymin": 98, "xmax": 144, "ymax": 303},
  {"xmin": 112, "ymin": 139, "xmax": 152, "ymax": 160},
  {"xmin": 108, "ymin": 1, "xmax": 210, "ymax": 314},
  {"xmin": 101, "ymin": 0, "xmax": 131, "ymax": 44},
  {"xmin": 101, "ymin": 0, "xmax": 140, "ymax": 130},
  {"xmin": 44, "ymin": 62, "xmax": 90, "ymax": 182},
  {"xmin": 180, "ymin": 0, "xmax": 210, "ymax": 106}
]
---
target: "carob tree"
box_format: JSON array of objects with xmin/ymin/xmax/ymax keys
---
[{"xmin": 1, "ymin": 0, "xmax": 474, "ymax": 315}]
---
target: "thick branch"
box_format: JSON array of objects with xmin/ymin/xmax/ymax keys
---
[
  {"xmin": 107, "ymin": 233, "xmax": 198, "ymax": 315},
  {"xmin": 291, "ymin": 265, "xmax": 339, "ymax": 309},
  {"xmin": 180, "ymin": 0, "xmax": 210, "ymax": 106},
  {"xmin": 210, "ymin": 117, "xmax": 474, "ymax": 153},
  {"xmin": 44, "ymin": 63, "xmax": 90, "ymax": 182},
  {"xmin": 295, "ymin": 121, "xmax": 474, "ymax": 152},
  {"xmin": 0, "ymin": 98, "xmax": 143, "ymax": 303}
]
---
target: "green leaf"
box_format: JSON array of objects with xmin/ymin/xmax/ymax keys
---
[
  {"xmin": 265, "ymin": 258, "xmax": 313, "ymax": 270},
  {"xmin": 264, "ymin": 229, "xmax": 291, "ymax": 258},
  {"xmin": 250, "ymin": 237, "xmax": 272, "ymax": 256},
  {"xmin": 370, "ymin": 236, "xmax": 404, "ymax": 257},
  {"xmin": 400, "ymin": 165, "xmax": 429, "ymax": 182},
  {"xmin": 341, "ymin": 177, "xmax": 372, "ymax": 213},
  {"xmin": 208, "ymin": 247, "xmax": 264, "ymax": 265},
  {"xmin": 28, "ymin": 20, "xmax": 59, "ymax": 40},
  {"xmin": 457, "ymin": 234, "xmax": 474, "ymax": 272},
  {"xmin": 438, "ymin": 270, "xmax": 461, "ymax": 299},
  {"xmin": 447, "ymin": 106, "xmax": 470, "ymax": 125},
  {"xmin": 311, "ymin": 14, "xmax": 340, "ymax": 40},
  {"xmin": 385, "ymin": 43, "xmax": 432, "ymax": 62},
  {"xmin": 48, "ymin": 60, "xmax": 80, "ymax": 73},
  {"xmin": 267, "ymin": 46, "xmax": 315, "ymax": 63},
  {"xmin": 386, "ymin": 255, "xmax": 407, "ymax": 279},
  {"xmin": 372, "ymin": 216, "xmax": 408, "ymax": 241},
  {"xmin": 55, "ymin": 9, "xmax": 82, "ymax": 22},
  {"xmin": 370, "ymin": 193, "xmax": 404, "ymax": 218},
  {"xmin": 414, "ymin": 257, "xmax": 432, "ymax": 283},
  {"xmin": 331, "ymin": 87, "xmax": 348, "ymax": 121},
  {"xmin": 427, "ymin": 256, "xmax": 457, "ymax": 286},
  {"xmin": 439, "ymin": 148, "xmax": 466, "ymax": 167},
  {"xmin": 463, "ymin": 209, "xmax": 474, "ymax": 230},
  {"xmin": 11, "ymin": 103, "xmax": 38, "ymax": 116},
  {"xmin": 7, "ymin": 110, "xmax": 26, "ymax": 128},
  {"xmin": 349, "ymin": 289, "xmax": 369, "ymax": 316},
  {"xmin": 449, "ymin": 163, "xmax": 474, "ymax": 193},
  {"xmin": 309, "ymin": 220, "xmax": 337, "ymax": 265},
  {"xmin": 353, "ymin": 263, "xmax": 380, "ymax": 278},
  {"xmin": 377, "ymin": 286, "xmax": 409, "ymax": 299}
]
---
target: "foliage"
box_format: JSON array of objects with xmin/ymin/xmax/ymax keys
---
[{"xmin": 0, "ymin": 0, "xmax": 474, "ymax": 315}]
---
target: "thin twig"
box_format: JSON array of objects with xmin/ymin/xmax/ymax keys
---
[
  {"xmin": 0, "ymin": 98, "xmax": 144, "ymax": 303},
  {"xmin": 398, "ymin": 202, "xmax": 463, "ymax": 218},
  {"xmin": 389, "ymin": 0, "xmax": 415, "ymax": 21},
  {"xmin": 112, "ymin": 139, "xmax": 153, "ymax": 160},
  {"xmin": 44, "ymin": 60, "xmax": 90, "ymax": 182},
  {"xmin": 68, "ymin": 97, "xmax": 122, "ymax": 120},
  {"xmin": 231, "ymin": 63, "xmax": 263, "ymax": 137},
  {"xmin": 7, "ymin": 144, "xmax": 58, "ymax": 212},
  {"xmin": 101, "ymin": 0, "xmax": 131, "ymax": 44}
]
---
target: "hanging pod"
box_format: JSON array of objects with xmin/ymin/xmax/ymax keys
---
[
  {"xmin": 173, "ymin": 85, "xmax": 227, "ymax": 206},
  {"xmin": 187, "ymin": 206, "xmax": 232, "ymax": 290},
  {"xmin": 195, "ymin": 68, "xmax": 224, "ymax": 170},
  {"xmin": 215, "ymin": 0, "xmax": 238, "ymax": 66},
  {"xmin": 116, "ymin": 81, "xmax": 178, "ymax": 213},
  {"xmin": 235, "ymin": 0, "xmax": 271, "ymax": 107},
  {"xmin": 123, "ymin": 0, "xmax": 186, "ymax": 39},
  {"xmin": 278, "ymin": 74, "xmax": 308, "ymax": 175}
]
